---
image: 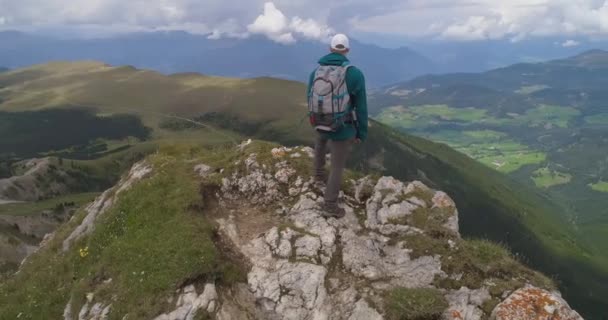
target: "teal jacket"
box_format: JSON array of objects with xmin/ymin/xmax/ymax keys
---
[{"xmin": 307, "ymin": 53, "xmax": 369, "ymax": 141}]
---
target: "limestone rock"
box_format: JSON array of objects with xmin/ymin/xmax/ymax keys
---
[
  {"xmin": 341, "ymin": 229, "xmax": 443, "ymax": 287},
  {"xmin": 300, "ymin": 147, "xmax": 315, "ymax": 159},
  {"xmin": 295, "ymin": 235, "xmax": 322, "ymax": 260},
  {"xmin": 248, "ymin": 261, "xmax": 329, "ymax": 320},
  {"xmin": 365, "ymin": 176, "xmax": 432, "ymax": 235},
  {"xmin": 432, "ymin": 191, "xmax": 459, "ymax": 234},
  {"xmin": 349, "ymin": 299, "xmax": 383, "ymax": 320},
  {"xmin": 194, "ymin": 164, "xmax": 213, "ymax": 177},
  {"xmin": 65, "ymin": 295, "xmax": 111, "ymax": 320},
  {"xmin": 443, "ymin": 287, "xmax": 491, "ymax": 320},
  {"xmin": 154, "ymin": 284, "xmax": 219, "ymax": 320},
  {"xmin": 491, "ymin": 287, "xmax": 583, "ymax": 320}
]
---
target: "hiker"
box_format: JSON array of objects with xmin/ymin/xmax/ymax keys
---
[{"xmin": 307, "ymin": 33, "xmax": 369, "ymax": 218}]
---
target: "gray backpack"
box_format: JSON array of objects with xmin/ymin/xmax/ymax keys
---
[{"xmin": 308, "ymin": 62, "xmax": 356, "ymax": 133}]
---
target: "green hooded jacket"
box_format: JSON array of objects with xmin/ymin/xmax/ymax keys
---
[{"xmin": 307, "ymin": 53, "xmax": 369, "ymax": 141}]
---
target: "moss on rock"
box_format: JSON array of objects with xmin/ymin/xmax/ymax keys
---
[{"xmin": 385, "ymin": 287, "xmax": 449, "ymax": 320}]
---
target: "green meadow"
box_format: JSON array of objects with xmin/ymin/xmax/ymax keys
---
[
  {"xmin": 531, "ymin": 168, "xmax": 572, "ymax": 188},
  {"xmin": 422, "ymin": 130, "xmax": 546, "ymax": 173},
  {"xmin": 589, "ymin": 181, "xmax": 608, "ymax": 193}
]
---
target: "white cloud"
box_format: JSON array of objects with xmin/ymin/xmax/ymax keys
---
[
  {"xmin": 290, "ymin": 17, "xmax": 333, "ymax": 41},
  {"xmin": 247, "ymin": 2, "xmax": 332, "ymax": 44},
  {"xmin": 1, "ymin": 0, "xmax": 608, "ymax": 43},
  {"xmin": 349, "ymin": 0, "xmax": 608, "ymax": 41},
  {"xmin": 248, "ymin": 3, "xmax": 289, "ymax": 36},
  {"xmin": 562, "ymin": 39, "xmax": 581, "ymax": 47}
]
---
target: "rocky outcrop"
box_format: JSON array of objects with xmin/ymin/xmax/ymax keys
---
[
  {"xmin": 64, "ymin": 293, "xmax": 111, "ymax": 320},
  {"xmin": 52, "ymin": 142, "xmax": 583, "ymax": 320},
  {"xmin": 443, "ymin": 287, "xmax": 491, "ymax": 320},
  {"xmin": 154, "ymin": 284, "xmax": 219, "ymax": 320},
  {"xmin": 208, "ymin": 145, "xmax": 458, "ymax": 319},
  {"xmin": 491, "ymin": 287, "xmax": 583, "ymax": 320},
  {"xmin": 206, "ymin": 144, "xmax": 582, "ymax": 320}
]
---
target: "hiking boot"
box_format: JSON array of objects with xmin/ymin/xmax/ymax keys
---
[{"xmin": 321, "ymin": 203, "xmax": 346, "ymax": 219}]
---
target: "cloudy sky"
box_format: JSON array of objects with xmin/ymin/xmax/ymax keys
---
[{"xmin": 1, "ymin": 0, "xmax": 608, "ymax": 45}]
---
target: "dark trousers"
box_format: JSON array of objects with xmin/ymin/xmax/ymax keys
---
[{"xmin": 314, "ymin": 134, "xmax": 353, "ymax": 207}]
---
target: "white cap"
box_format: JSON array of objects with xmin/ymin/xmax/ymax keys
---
[{"xmin": 330, "ymin": 34, "xmax": 350, "ymax": 52}]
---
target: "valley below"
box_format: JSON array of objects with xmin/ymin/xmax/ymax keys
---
[{"xmin": 372, "ymin": 52, "xmax": 608, "ymax": 286}]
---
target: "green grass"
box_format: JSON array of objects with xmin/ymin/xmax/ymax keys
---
[
  {"xmin": 0, "ymin": 192, "xmax": 98, "ymax": 216},
  {"xmin": 589, "ymin": 181, "xmax": 608, "ymax": 193},
  {"xmin": 375, "ymin": 105, "xmax": 488, "ymax": 130},
  {"xmin": 0, "ymin": 146, "xmax": 243, "ymax": 320},
  {"xmin": 515, "ymin": 85, "xmax": 550, "ymax": 94},
  {"xmin": 375, "ymin": 106, "xmax": 420, "ymax": 128},
  {"xmin": 397, "ymin": 208, "xmax": 555, "ymax": 299},
  {"xmin": 385, "ymin": 288, "xmax": 448, "ymax": 320},
  {"xmin": 477, "ymin": 151, "xmax": 546, "ymax": 173},
  {"xmin": 436, "ymin": 239, "xmax": 555, "ymax": 294},
  {"xmin": 531, "ymin": 168, "xmax": 572, "ymax": 188},
  {"xmin": 462, "ymin": 130, "xmax": 507, "ymax": 140},
  {"xmin": 519, "ymin": 105, "xmax": 581, "ymax": 129},
  {"xmin": 425, "ymin": 130, "xmax": 547, "ymax": 173},
  {"xmin": 375, "ymin": 104, "xmax": 580, "ymax": 131},
  {"xmin": 410, "ymin": 105, "xmax": 488, "ymax": 122}
]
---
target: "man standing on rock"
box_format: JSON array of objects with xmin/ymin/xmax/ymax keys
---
[{"xmin": 307, "ymin": 33, "xmax": 369, "ymax": 218}]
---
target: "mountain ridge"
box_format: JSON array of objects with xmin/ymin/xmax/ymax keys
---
[
  {"xmin": 0, "ymin": 140, "xmax": 584, "ymax": 320},
  {"xmin": 0, "ymin": 30, "xmax": 435, "ymax": 87}
]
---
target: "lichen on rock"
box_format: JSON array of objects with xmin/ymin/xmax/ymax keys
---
[{"xmin": 491, "ymin": 286, "xmax": 583, "ymax": 320}]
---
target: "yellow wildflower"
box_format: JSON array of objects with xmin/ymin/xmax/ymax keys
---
[{"xmin": 79, "ymin": 247, "xmax": 89, "ymax": 258}]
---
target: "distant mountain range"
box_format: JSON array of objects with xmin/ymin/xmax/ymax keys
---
[
  {"xmin": 0, "ymin": 30, "xmax": 435, "ymax": 87},
  {"xmin": 404, "ymin": 49, "xmax": 608, "ymax": 91},
  {"xmin": 373, "ymin": 49, "xmax": 608, "ymax": 114},
  {"xmin": 3, "ymin": 30, "xmax": 607, "ymax": 87},
  {"xmin": 396, "ymin": 37, "xmax": 608, "ymax": 72}
]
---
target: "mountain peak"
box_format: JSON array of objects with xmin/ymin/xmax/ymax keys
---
[{"xmin": 2, "ymin": 140, "xmax": 583, "ymax": 319}]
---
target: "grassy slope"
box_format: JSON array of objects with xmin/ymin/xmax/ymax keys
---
[
  {"xmin": 0, "ymin": 62, "xmax": 306, "ymax": 137},
  {"xmin": 0, "ymin": 62, "xmax": 605, "ymax": 317},
  {"xmin": 0, "ymin": 145, "xmax": 246, "ymax": 319}
]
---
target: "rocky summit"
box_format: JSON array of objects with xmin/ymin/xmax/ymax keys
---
[{"xmin": 1, "ymin": 141, "xmax": 583, "ymax": 320}]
